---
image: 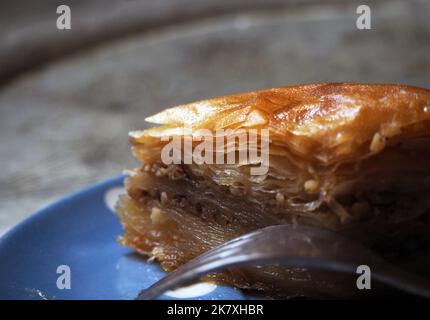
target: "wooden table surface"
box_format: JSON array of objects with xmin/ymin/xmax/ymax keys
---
[{"xmin": 1, "ymin": 0, "xmax": 429, "ymax": 235}]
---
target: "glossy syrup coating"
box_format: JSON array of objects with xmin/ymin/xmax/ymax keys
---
[{"xmin": 131, "ymin": 83, "xmax": 430, "ymax": 164}]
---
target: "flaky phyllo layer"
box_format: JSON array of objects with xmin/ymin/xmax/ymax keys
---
[{"xmin": 116, "ymin": 83, "xmax": 430, "ymax": 297}]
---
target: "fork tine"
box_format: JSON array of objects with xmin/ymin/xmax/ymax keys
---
[
  {"xmin": 135, "ymin": 225, "xmax": 349, "ymax": 300},
  {"xmin": 136, "ymin": 224, "xmax": 430, "ymax": 300},
  {"xmin": 136, "ymin": 243, "xmax": 250, "ymax": 300}
]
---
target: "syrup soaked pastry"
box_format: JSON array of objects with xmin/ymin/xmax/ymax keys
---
[{"xmin": 116, "ymin": 83, "xmax": 430, "ymax": 298}]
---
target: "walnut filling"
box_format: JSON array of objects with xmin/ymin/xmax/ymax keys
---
[{"xmin": 117, "ymin": 139, "xmax": 430, "ymax": 297}]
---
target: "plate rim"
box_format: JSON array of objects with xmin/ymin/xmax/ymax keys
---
[{"xmin": 0, "ymin": 175, "xmax": 125, "ymax": 248}]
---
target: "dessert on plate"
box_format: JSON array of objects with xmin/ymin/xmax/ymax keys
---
[{"xmin": 116, "ymin": 83, "xmax": 430, "ymax": 297}]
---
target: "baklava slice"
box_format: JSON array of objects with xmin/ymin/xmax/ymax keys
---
[{"xmin": 116, "ymin": 83, "xmax": 430, "ymax": 297}]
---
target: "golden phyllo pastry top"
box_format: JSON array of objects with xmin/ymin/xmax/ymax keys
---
[{"xmin": 130, "ymin": 83, "xmax": 430, "ymax": 164}]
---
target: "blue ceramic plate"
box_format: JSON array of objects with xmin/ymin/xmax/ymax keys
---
[{"xmin": 0, "ymin": 176, "xmax": 247, "ymax": 300}]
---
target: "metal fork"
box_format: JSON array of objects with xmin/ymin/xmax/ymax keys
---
[{"xmin": 136, "ymin": 224, "xmax": 430, "ymax": 299}]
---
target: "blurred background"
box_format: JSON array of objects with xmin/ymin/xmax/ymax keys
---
[{"xmin": 0, "ymin": 0, "xmax": 429, "ymax": 235}]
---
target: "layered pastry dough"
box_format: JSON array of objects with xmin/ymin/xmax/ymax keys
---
[{"xmin": 116, "ymin": 83, "xmax": 430, "ymax": 297}]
